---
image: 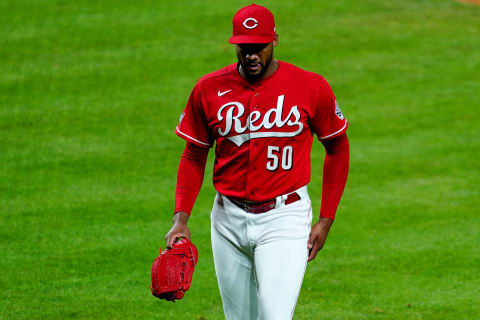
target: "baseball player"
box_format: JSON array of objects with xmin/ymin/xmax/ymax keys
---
[{"xmin": 165, "ymin": 4, "xmax": 349, "ymax": 320}]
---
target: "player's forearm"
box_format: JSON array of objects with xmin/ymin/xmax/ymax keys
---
[
  {"xmin": 174, "ymin": 142, "xmax": 209, "ymax": 215},
  {"xmin": 320, "ymin": 134, "xmax": 349, "ymax": 220}
]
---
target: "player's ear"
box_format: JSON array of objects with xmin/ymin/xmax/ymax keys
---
[{"xmin": 272, "ymin": 34, "xmax": 279, "ymax": 47}]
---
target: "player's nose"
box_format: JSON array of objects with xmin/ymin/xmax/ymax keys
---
[{"xmin": 245, "ymin": 53, "xmax": 259, "ymax": 61}]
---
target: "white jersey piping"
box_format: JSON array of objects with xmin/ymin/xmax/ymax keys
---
[
  {"xmin": 176, "ymin": 127, "xmax": 211, "ymax": 146},
  {"xmin": 319, "ymin": 121, "xmax": 348, "ymax": 140}
]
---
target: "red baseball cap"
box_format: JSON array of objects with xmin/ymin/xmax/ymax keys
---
[{"xmin": 229, "ymin": 4, "xmax": 276, "ymax": 44}]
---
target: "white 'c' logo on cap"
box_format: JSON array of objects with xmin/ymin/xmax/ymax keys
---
[{"xmin": 243, "ymin": 18, "xmax": 258, "ymax": 29}]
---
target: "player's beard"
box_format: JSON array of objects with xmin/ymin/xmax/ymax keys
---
[{"xmin": 243, "ymin": 53, "xmax": 273, "ymax": 81}]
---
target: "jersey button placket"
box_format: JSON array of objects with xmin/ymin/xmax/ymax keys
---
[
  {"xmin": 245, "ymin": 86, "xmax": 256, "ymax": 247},
  {"xmin": 245, "ymin": 90, "xmax": 257, "ymax": 199}
]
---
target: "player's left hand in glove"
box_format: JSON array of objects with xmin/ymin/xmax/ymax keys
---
[{"xmin": 150, "ymin": 238, "xmax": 198, "ymax": 302}]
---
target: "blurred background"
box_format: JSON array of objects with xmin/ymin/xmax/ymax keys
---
[{"xmin": 1, "ymin": 0, "xmax": 479, "ymax": 319}]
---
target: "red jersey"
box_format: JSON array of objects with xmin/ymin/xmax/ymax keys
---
[{"xmin": 175, "ymin": 61, "xmax": 348, "ymax": 202}]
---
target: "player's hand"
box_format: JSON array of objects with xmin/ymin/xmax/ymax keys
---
[
  {"xmin": 165, "ymin": 211, "xmax": 191, "ymax": 249},
  {"xmin": 307, "ymin": 217, "xmax": 334, "ymax": 262}
]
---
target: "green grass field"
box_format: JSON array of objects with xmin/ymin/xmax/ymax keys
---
[{"xmin": 1, "ymin": 0, "xmax": 479, "ymax": 319}]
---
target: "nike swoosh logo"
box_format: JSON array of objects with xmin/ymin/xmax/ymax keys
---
[{"xmin": 218, "ymin": 89, "xmax": 232, "ymax": 97}]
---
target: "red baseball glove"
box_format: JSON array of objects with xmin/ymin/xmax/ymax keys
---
[{"xmin": 150, "ymin": 238, "xmax": 198, "ymax": 302}]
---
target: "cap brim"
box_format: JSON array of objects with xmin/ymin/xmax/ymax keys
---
[{"xmin": 229, "ymin": 35, "xmax": 275, "ymax": 44}]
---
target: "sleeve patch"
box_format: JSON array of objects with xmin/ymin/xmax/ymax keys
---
[{"xmin": 335, "ymin": 100, "xmax": 344, "ymax": 120}]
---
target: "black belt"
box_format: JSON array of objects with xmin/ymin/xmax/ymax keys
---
[{"xmin": 228, "ymin": 192, "xmax": 301, "ymax": 214}]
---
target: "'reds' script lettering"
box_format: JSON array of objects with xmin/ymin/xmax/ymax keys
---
[{"xmin": 217, "ymin": 95, "xmax": 303, "ymax": 146}]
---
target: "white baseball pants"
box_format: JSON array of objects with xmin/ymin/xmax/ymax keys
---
[{"xmin": 211, "ymin": 186, "xmax": 312, "ymax": 320}]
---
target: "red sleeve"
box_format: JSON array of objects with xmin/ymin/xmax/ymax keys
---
[
  {"xmin": 320, "ymin": 133, "xmax": 349, "ymax": 220},
  {"xmin": 174, "ymin": 142, "xmax": 209, "ymax": 215},
  {"xmin": 310, "ymin": 77, "xmax": 348, "ymax": 141},
  {"xmin": 175, "ymin": 82, "xmax": 214, "ymax": 148}
]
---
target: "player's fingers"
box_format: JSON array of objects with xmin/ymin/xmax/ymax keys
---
[
  {"xmin": 166, "ymin": 233, "xmax": 180, "ymax": 248},
  {"xmin": 307, "ymin": 240, "xmax": 320, "ymax": 262},
  {"xmin": 307, "ymin": 231, "xmax": 317, "ymax": 249},
  {"xmin": 167, "ymin": 233, "xmax": 189, "ymax": 248},
  {"xmin": 182, "ymin": 228, "xmax": 192, "ymax": 241}
]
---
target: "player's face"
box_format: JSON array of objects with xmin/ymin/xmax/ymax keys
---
[{"xmin": 235, "ymin": 37, "xmax": 278, "ymax": 80}]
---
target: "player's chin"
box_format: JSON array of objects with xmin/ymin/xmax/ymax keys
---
[{"xmin": 245, "ymin": 66, "xmax": 263, "ymax": 77}]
